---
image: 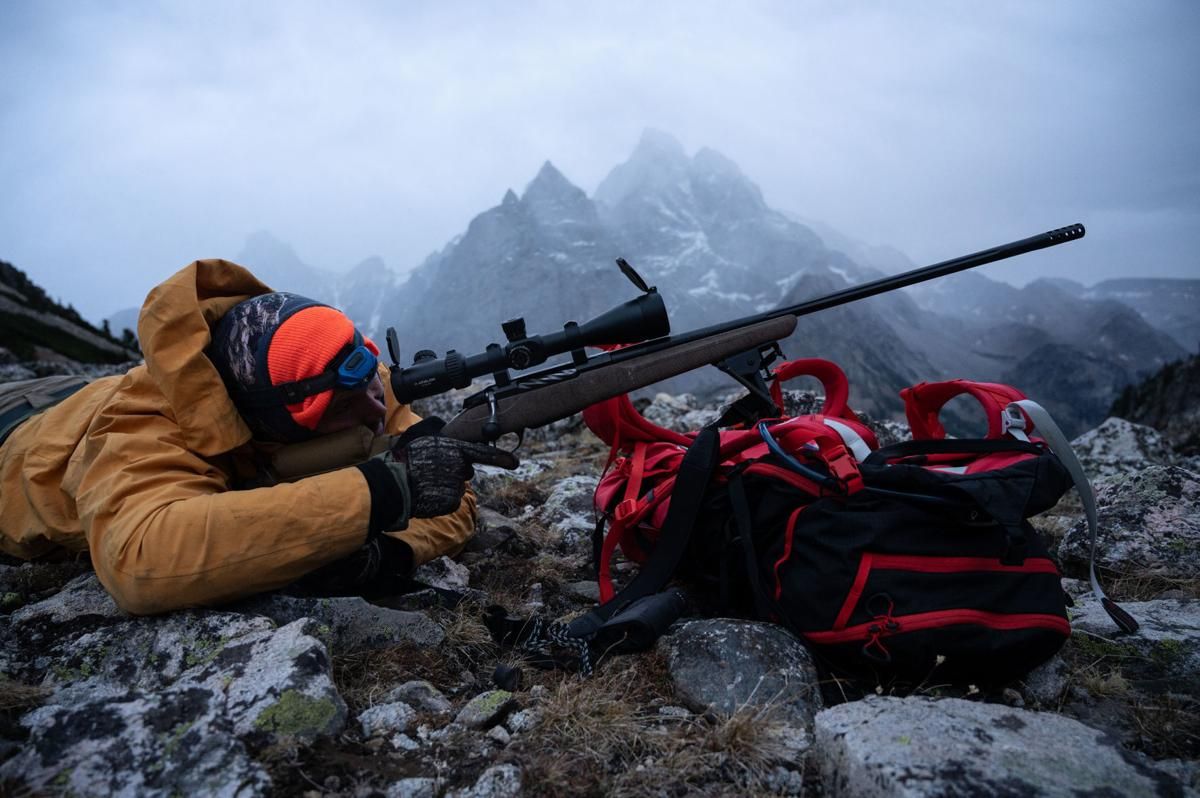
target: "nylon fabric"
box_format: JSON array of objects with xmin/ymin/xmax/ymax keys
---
[
  {"xmin": 583, "ymin": 370, "xmax": 1087, "ymax": 684},
  {"xmin": 266, "ymin": 305, "xmax": 379, "ymax": 431},
  {"xmin": 0, "ymin": 259, "xmax": 477, "ymax": 613}
]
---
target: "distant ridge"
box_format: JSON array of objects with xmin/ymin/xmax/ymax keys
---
[
  {"xmin": 1110, "ymin": 352, "xmax": 1200, "ymax": 454},
  {"xmin": 0, "ymin": 260, "xmax": 139, "ymax": 364}
]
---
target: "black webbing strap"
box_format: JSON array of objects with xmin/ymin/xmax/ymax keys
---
[
  {"xmin": 565, "ymin": 423, "xmax": 722, "ymax": 639},
  {"xmin": 728, "ymin": 472, "xmax": 778, "ymax": 625}
]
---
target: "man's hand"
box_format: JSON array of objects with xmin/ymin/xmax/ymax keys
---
[
  {"xmin": 396, "ymin": 435, "xmax": 519, "ymax": 518},
  {"xmin": 356, "ymin": 430, "xmax": 519, "ymax": 533}
]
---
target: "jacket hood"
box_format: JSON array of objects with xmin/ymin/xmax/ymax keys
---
[{"xmin": 137, "ymin": 259, "xmax": 273, "ymax": 456}]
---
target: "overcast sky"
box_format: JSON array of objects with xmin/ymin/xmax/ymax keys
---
[{"xmin": 1, "ymin": 1, "xmax": 1197, "ymax": 322}]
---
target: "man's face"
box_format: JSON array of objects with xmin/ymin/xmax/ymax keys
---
[{"xmin": 314, "ymin": 373, "xmax": 387, "ymax": 436}]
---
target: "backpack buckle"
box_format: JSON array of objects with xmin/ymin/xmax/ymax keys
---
[
  {"xmin": 825, "ymin": 445, "xmax": 864, "ymax": 494},
  {"xmin": 615, "ymin": 498, "xmax": 638, "ymax": 522},
  {"xmin": 1002, "ymin": 404, "xmax": 1031, "ymax": 442}
]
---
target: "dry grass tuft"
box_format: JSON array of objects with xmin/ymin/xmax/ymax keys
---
[
  {"xmin": 1130, "ymin": 693, "xmax": 1200, "ymax": 759},
  {"xmin": 1078, "ymin": 666, "xmax": 1133, "ymax": 698},
  {"xmin": 0, "ymin": 676, "xmax": 49, "ymax": 713},
  {"xmin": 506, "ymin": 654, "xmax": 803, "ymax": 797},
  {"xmin": 472, "ymin": 549, "xmax": 584, "ymax": 613},
  {"xmin": 505, "ymin": 657, "xmax": 674, "ymax": 796},
  {"xmin": 434, "ymin": 599, "xmax": 499, "ymax": 671},
  {"xmin": 333, "ymin": 643, "xmax": 457, "ymax": 713},
  {"xmin": 482, "ymin": 479, "xmax": 546, "ymax": 517},
  {"xmin": 1105, "ymin": 572, "xmax": 1200, "ymax": 601}
]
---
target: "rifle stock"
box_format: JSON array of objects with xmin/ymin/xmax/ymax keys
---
[{"xmin": 441, "ymin": 316, "xmax": 797, "ymax": 442}]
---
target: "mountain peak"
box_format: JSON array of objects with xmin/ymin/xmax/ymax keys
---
[
  {"xmin": 595, "ymin": 129, "xmax": 690, "ymax": 208},
  {"xmin": 632, "ymin": 128, "xmax": 687, "ymax": 162},
  {"xmin": 237, "ymin": 230, "xmax": 306, "ymax": 270},
  {"xmin": 519, "ymin": 160, "xmax": 595, "ymax": 225},
  {"xmin": 523, "ymin": 161, "xmax": 577, "ymax": 200},
  {"xmin": 687, "ymin": 146, "xmax": 767, "ymax": 217}
]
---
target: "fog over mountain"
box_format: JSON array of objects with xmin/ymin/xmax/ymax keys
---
[
  {"xmin": 2, "ymin": 3, "xmax": 1197, "ymax": 324},
  {"xmin": 218, "ymin": 130, "xmax": 1192, "ymax": 436}
]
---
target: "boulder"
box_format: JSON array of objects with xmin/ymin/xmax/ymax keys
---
[
  {"xmin": 466, "ymin": 507, "xmax": 519, "ymax": 553},
  {"xmin": 657, "ymin": 619, "xmax": 821, "ymax": 752},
  {"xmin": 3, "ymin": 689, "xmax": 271, "ymax": 798},
  {"xmin": 0, "ymin": 560, "xmax": 93, "ymax": 611},
  {"xmin": 384, "ymin": 680, "xmax": 453, "ymax": 715},
  {"xmin": 454, "ymin": 689, "xmax": 516, "ymax": 730},
  {"xmin": 387, "ymin": 778, "xmax": 438, "ymax": 798},
  {"xmin": 413, "ymin": 556, "xmax": 471, "ymax": 591},
  {"xmin": 358, "ymin": 701, "xmax": 416, "ymax": 737},
  {"xmin": 1059, "ymin": 466, "xmax": 1200, "ymax": 582},
  {"xmin": 533, "ymin": 474, "xmax": 599, "ymax": 550},
  {"xmin": 9, "ymin": 572, "xmax": 125, "ymax": 628},
  {"xmin": 1021, "ymin": 654, "xmax": 1070, "ymax": 707},
  {"xmin": 237, "ymin": 593, "xmax": 444, "ymax": 650},
  {"xmin": 470, "ymin": 458, "xmax": 554, "ymax": 497},
  {"xmin": 1071, "ymin": 417, "xmax": 1177, "ymax": 479},
  {"xmin": 1068, "ymin": 594, "xmax": 1200, "ymax": 695},
  {"xmin": 813, "ymin": 696, "xmax": 1187, "ymax": 797},
  {"xmin": 640, "ymin": 392, "xmax": 719, "ymax": 432},
  {"xmin": 1, "ymin": 612, "xmax": 344, "ymax": 796},
  {"xmin": 446, "ymin": 764, "xmax": 522, "ymax": 798}
]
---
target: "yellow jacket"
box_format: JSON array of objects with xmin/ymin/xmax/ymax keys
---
[{"xmin": 0, "ymin": 260, "xmax": 476, "ymax": 614}]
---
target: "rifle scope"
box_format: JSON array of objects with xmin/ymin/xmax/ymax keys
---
[{"xmin": 387, "ymin": 290, "xmax": 669, "ymax": 404}]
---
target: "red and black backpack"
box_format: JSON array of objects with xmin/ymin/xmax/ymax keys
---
[{"xmin": 577, "ymin": 360, "xmax": 1137, "ymax": 684}]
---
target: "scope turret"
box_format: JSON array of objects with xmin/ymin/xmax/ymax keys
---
[{"xmin": 389, "ymin": 290, "xmax": 669, "ymax": 404}]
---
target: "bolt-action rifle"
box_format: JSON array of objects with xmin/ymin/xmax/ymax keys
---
[
  {"xmin": 387, "ymin": 224, "xmax": 1085, "ymax": 445},
  {"xmin": 265, "ymin": 224, "xmax": 1085, "ymax": 481}
]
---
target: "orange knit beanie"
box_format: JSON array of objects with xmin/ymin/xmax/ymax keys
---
[{"xmin": 266, "ymin": 306, "xmax": 381, "ymax": 431}]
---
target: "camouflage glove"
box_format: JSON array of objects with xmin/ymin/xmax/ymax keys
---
[
  {"xmin": 355, "ymin": 423, "xmax": 518, "ymax": 533},
  {"xmin": 400, "ymin": 435, "xmax": 519, "ymax": 518}
]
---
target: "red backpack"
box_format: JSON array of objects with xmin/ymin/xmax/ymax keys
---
[
  {"xmin": 582, "ymin": 362, "xmax": 1137, "ymax": 684},
  {"xmin": 585, "ymin": 358, "xmax": 875, "ymax": 604}
]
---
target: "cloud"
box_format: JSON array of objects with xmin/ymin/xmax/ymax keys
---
[{"xmin": 1, "ymin": 0, "xmax": 1197, "ymax": 320}]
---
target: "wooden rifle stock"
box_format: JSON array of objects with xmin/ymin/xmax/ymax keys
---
[{"xmin": 441, "ymin": 316, "xmax": 797, "ymax": 442}]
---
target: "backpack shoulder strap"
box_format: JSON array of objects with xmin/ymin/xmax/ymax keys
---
[
  {"xmin": 583, "ymin": 394, "xmax": 693, "ymax": 450},
  {"xmin": 568, "ymin": 423, "xmax": 722, "ymax": 638},
  {"xmin": 770, "ymin": 358, "xmax": 858, "ymax": 421},
  {"xmin": 901, "ymin": 379, "xmax": 1028, "ymax": 440},
  {"xmin": 1010, "ymin": 400, "xmax": 1138, "ymax": 634}
]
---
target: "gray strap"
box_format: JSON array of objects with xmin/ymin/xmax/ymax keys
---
[
  {"xmin": 823, "ymin": 418, "xmax": 873, "ymax": 461},
  {"xmin": 1009, "ymin": 400, "xmax": 1138, "ymax": 633}
]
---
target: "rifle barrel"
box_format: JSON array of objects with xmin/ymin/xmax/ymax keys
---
[
  {"xmin": 458, "ymin": 223, "xmax": 1087, "ymax": 416},
  {"xmin": 664, "ymin": 223, "xmax": 1085, "ymax": 348}
]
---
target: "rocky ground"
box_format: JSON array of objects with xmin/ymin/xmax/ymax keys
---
[{"xmin": 1, "ymin": 386, "xmax": 1197, "ymax": 797}]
